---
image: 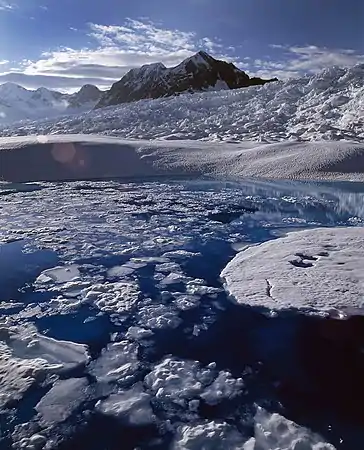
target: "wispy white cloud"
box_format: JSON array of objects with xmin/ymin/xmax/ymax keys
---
[
  {"xmin": 0, "ymin": 1, "xmax": 17, "ymax": 11},
  {"xmin": 0, "ymin": 18, "xmax": 228, "ymax": 91},
  {"xmin": 250, "ymin": 45, "xmax": 364, "ymax": 80}
]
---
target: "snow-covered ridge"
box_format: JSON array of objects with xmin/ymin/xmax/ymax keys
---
[
  {"xmin": 1, "ymin": 64, "xmax": 363, "ymax": 142},
  {"xmin": 0, "ymin": 134, "xmax": 364, "ymax": 182},
  {"xmin": 0, "ymin": 83, "xmax": 102, "ymax": 124}
]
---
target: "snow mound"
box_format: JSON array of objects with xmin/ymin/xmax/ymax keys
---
[
  {"xmin": 1, "ymin": 134, "xmax": 364, "ymax": 182},
  {"xmin": 221, "ymin": 227, "xmax": 364, "ymax": 316},
  {"xmin": 1, "ymin": 64, "xmax": 363, "ymax": 142}
]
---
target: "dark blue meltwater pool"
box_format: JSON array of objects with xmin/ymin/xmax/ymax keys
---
[{"xmin": 0, "ymin": 178, "xmax": 363, "ymax": 450}]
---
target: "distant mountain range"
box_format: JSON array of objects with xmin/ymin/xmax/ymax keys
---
[
  {"xmin": 0, "ymin": 83, "xmax": 102, "ymax": 124},
  {"xmin": 96, "ymin": 51, "xmax": 277, "ymax": 108},
  {"xmin": 0, "ymin": 52, "xmax": 277, "ymax": 124}
]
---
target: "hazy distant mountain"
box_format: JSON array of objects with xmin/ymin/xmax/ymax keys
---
[
  {"xmin": 0, "ymin": 83, "xmax": 102, "ymax": 124},
  {"xmin": 96, "ymin": 51, "xmax": 277, "ymax": 108}
]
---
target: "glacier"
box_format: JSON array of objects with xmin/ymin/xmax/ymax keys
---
[{"xmin": 0, "ymin": 64, "xmax": 363, "ymax": 143}]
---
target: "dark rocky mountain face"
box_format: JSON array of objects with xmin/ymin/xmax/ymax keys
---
[{"xmin": 95, "ymin": 51, "xmax": 278, "ymax": 109}]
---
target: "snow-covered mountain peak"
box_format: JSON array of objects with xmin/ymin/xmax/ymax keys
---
[
  {"xmin": 0, "ymin": 82, "xmax": 27, "ymax": 92},
  {"xmin": 174, "ymin": 51, "xmax": 213, "ymax": 71},
  {"xmin": 127, "ymin": 62, "xmax": 167, "ymax": 80},
  {"xmin": 0, "ymin": 83, "xmax": 29, "ymax": 102},
  {"xmin": 96, "ymin": 52, "xmax": 275, "ymax": 108}
]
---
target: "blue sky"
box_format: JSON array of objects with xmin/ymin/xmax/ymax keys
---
[{"xmin": 0, "ymin": 0, "xmax": 363, "ymax": 92}]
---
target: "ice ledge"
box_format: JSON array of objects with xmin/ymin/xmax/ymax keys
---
[{"xmin": 1, "ymin": 134, "xmax": 364, "ymax": 183}]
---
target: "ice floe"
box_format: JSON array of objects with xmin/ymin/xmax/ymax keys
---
[{"xmin": 222, "ymin": 227, "xmax": 364, "ymax": 316}]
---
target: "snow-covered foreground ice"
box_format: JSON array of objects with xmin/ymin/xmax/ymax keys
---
[
  {"xmin": 1, "ymin": 178, "xmax": 364, "ymax": 449},
  {"xmin": 0, "ymin": 64, "xmax": 363, "ymax": 143},
  {"xmin": 1, "ymin": 134, "xmax": 364, "ymax": 182}
]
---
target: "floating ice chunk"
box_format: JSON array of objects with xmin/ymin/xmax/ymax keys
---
[
  {"xmin": 173, "ymin": 420, "xmax": 245, "ymax": 449},
  {"xmin": 244, "ymin": 408, "xmax": 336, "ymax": 450},
  {"xmin": 144, "ymin": 357, "xmax": 243, "ymax": 409},
  {"xmin": 107, "ymin": 266, "xmax": 136, "ymax": 278},
  {"xmin": 186, "ymin": 280, "xmax": 222, "ymax": 296},
  {"xmin": 36, "ymin": 378, "xmax": 89, "ymax": 426},
  {"xmin": 137, "ymin": 304, "xmax": 182, "ymax": 329},
  {"xmin": 131, "ymin": 256, "xmax": 169, "ymax": 264},
  {"xmin": 107, "ymin": 261, "xmax": 147, "ymax": 278},
  {"xmin": 0, "ymin": 347, "xmax": 41, "ymax": 407},
  {"xmin": 89, "ymin": 340, "xmax": 139, "ymax": 383},
  {"xmin": 0, "ymin": 326, "xmax": 90, "ymax": 407},
  {"xmin": 160, "ymin": 272, "xmax": 190, "ymax": 286},
  {"xmin": 96, "ymin": 382, "xmax": 154, "ymax": 425},
  {"xmin": 200, "ymin": 371, "xmax": 244, "ymax": 405},
  {"xmin": 8, "ymin": 328, "xmax": 90, "ymax": 371},
  {"xmin": 48, "ymin": 280, "xmax": 91, "ymax": 298},
  {"xmin": 145, "ymin": 357, "xmax": 213, "ymax": 407},
  {"xmin": 126, "ymin": 326, "xmax": 154, "ymax": 341},
  {"xmin": 222, "ymin": 227, "xmax": 364, "ymax": 316},
  {"xmin": 36, "ymin": 265, "xmax": 80, "ymax": 284},
  {"xmin": 155, "ymin": 262, "xmax": 183, "ymax": 273},
  {"xmin": 29, "ymin": 434, "xmax": 47, "ymax": 448},
  {"xmin": 162, "ymin": 250, "xmax": 201, "ymax": 260},
  {"xmin": 173, "ymin": 294, "xmax": 201, "ymax": 311},
  {"xmin": 82, "ymin": 281, "xmax": 140, "ymax": 315}
]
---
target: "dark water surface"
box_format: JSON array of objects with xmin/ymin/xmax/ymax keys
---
[{"xmin": 0, "ymin": 178, "xmax": 364, "ymax": 449}]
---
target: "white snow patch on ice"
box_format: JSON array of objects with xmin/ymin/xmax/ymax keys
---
[{"xmin": 221, "ymin": 227, "xmax": 364, "ymax": 316}]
